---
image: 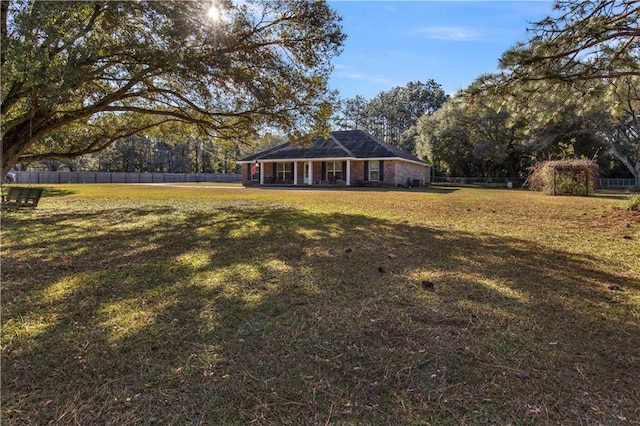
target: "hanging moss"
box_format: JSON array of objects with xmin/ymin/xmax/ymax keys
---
[{"xmin": 526, "ymin": 160, "xmax": 599, "ymax": 196}]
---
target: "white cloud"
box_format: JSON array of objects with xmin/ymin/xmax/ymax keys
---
[
  {"xmin": 414, "ymin": 26, "xmax": 481, "ymax": 41},
  {"xmin": 333, "ymin": 64, "xmax": 395, "ymax": 85}
]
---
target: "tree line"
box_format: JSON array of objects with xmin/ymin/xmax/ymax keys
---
[
  {"xmin": 332, "ymin": 80, "xmax": 631, "ymax": 181},
  {"xmin": 17, "ymin": 137, "xmax": 242, "ymax": 174},
  {"xmin": 412, "ymin": 86, "xmax": 634, "ymax": 180}
]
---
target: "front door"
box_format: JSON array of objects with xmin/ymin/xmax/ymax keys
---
[{"xmin": 304, "ymin": 164, "xmax": 309, "ymax": 184}]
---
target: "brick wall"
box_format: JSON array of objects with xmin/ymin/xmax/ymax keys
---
[
  {"xmin": 383, "ymin": 161, "xmax": 395, "ymax": 185},
  {"xmin": 241, "ymin": 164, "xmax": 252, "ymax": 185},
  {"xmin": 392, "ymin": 161, "xmax": 428, "ymax": 186},
  {"xmin": 350, "ymin": 161, "xmax": 364, "ymax": 185},
  {"xmin": 368, "ymin": 160, "xmax": 428, "ymax": 186}
]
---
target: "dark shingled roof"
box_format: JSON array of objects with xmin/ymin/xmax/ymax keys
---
[{"xmin": 240, "ymin": 130, "xmax": 426, "ymax": 164}]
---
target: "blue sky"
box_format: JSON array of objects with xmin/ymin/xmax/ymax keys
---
[{"xmin": 327, "ymin": 1, "xmax": 555, "ymax": 99}]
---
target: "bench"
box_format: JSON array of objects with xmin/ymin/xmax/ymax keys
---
[{"xmin": 1, "ymin": 187, "xmax": 44, "ymax": 209}]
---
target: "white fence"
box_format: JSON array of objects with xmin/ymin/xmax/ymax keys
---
[
  {"xmin": 10, "ymin": 171, "xmax": 241, "ymax": 184},
  {"xmin": 596, "ymin": 178, "xmax": 637, "ymax": 189}
]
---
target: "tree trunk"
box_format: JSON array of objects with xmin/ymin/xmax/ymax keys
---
[
  {"xmin": 2, "ymin": 133, "xmax": 32, "ymax": 178},
  {"xmin": 604, "ymin": 135, "xmax": 640, "ymax": 191}
]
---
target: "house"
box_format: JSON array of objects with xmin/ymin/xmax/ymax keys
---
[{"xmin": 238, "ymin": 130, "xmax": 430, "ymax": 187}]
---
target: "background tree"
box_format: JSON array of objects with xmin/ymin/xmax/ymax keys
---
[
  {"xmin": 334, "ymin": 95, "xmax": 367, "ymax": 131},
  {"xmin": 415, "ymin": 100, "xmax": 476, "ymax": 177},
  {"xmin": 416, "ymin": 87, "xmax": 631, "ymax": 180},
  {"xmin": 1, "ymin": 0, "xmax": 345, "ymax": 177},
  {"xmin": 597, "ymin": 76, "xmax": 640, "ymax": 185},
  {"xmin": 415, "ymin": 94, "xmax": 530, "ymax": 178},
  {"xmin": 334, "ymin": 80, "xmax": 448, "ymax": 150},
  {"xmin": 526, "ymin": 105, "xmax": 604, "ymax": 162},
  {"xmin": 483, "ymin": 0, "xmax": 640, "ymax": 188},
  {"xmin": 66, "ymin": 136, "xmax": 241, "ymax": 174}
]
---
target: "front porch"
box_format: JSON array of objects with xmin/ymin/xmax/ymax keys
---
[{"xmin": 247, "ymin": 160, "xmax": 355, "ymax": 187}]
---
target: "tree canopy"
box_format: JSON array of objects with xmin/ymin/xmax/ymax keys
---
[
  {"xmin": 415, "ymin": 96, "xmax": 532, "ymax": 178},
  {"xmin": 1, "ymin": 0, "xmax": 345, "ymax": 176},
  {"xmin": 467, "ymin": 0, "xmax": 640, "ymax": 188},
  {"xmin": 499, "ymin": 0, "xmax": 640, "ymax": 84}
]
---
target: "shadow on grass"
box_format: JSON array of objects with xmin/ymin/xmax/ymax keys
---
[
  {"xmin": 41, "ymin": 187, "xmax": 78, "ymax": 198},
  {"xmin": 0, "ymin": 186, "xmax": 78, "ymax": 199},
  {"xmin": 593, "ymin": 190, "xmax": 637, "ymax": 201},
  {"xmin": 1, "ymin": 205, "xmax": 639, "ymax": 425}
]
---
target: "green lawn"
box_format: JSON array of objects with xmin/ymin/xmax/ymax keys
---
[{"xmin": 2, "ymin": 184, "xmax": 639, "ymax": 425}]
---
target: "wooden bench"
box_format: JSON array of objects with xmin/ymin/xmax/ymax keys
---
[{"xmin": 1, "ymin": 187, "xmax": 44, "ymax": 209}]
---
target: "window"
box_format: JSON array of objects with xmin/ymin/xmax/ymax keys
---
[
  {"xmin": 277, "ymin": 162, "xmax": 292, "ymax": 181},
  {"xmin": 369, "ymin": 160, "xmax": 380, "ymax": 181},
  {"xmin": 326, "ymin": 161, "xmax": 343, "ymax": 182}
]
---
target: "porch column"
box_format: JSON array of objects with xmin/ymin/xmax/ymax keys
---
[
  {"xmin": 308, "ymin": 160, "xmax": 313, "ymax": 186},
  {"xmin": 346, "ymin": 160, "xmax": 351, "ymax": 186},
  {"xmin": 293, "ymin": 161, "xmax": 298, "ymax": 186},
  {"xmin": 260, "ymin": 162, "xmax": 264, "ymax": 185}
]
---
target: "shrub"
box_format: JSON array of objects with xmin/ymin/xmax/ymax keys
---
[
  {"xmin": 626, "ymin": 194, "xmax": 640, "ymax": 211},
  {"xmin": 526, "ymin": 160, "xmax": 599, "ymax": 196}
]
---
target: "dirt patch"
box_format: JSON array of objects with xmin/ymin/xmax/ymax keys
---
[{"xmin": 590, "ymin": 209, "xmax": 640, "ymax": 227}]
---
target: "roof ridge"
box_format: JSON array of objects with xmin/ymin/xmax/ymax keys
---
[
  {"xmin": 368, "ymin": 132, "xmax": 394, "ymax": 150},
  {"xmin": 367, "ymin": 132, "xmax": 426, "ymax": 164},
  {"xmin": 363, "ymin": 132, "xmax": 399, "ymax": 157},
  {"xmin": 329, "ymin": 132, "xmax": 355, "ymax": 157}
]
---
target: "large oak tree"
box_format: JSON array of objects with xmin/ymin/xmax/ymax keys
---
[{"xmin": 1, "ymin": 0, "xmax": 345, "ymax": 176}]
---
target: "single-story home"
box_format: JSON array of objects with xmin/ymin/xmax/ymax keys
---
[{"xmin": 238, "ymin": 130, "xmax": 430, "ymax": 187}]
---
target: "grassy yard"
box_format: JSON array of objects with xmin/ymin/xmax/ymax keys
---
[{"xmin": 1, "ymin": 184, "xmax": 639, "ymax": 425}]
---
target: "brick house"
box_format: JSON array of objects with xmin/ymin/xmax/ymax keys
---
[{"xmin": 238, "ymin": 130, "xmax": 430, "ymax": 187}]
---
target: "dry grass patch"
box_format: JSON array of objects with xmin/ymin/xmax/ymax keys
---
[{"xmin": 1, "ymin": 184, "xmax": 639, "ymax": 425}]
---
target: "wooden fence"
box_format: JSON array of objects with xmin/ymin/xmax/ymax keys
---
[{"xmin": 9, "ymin": 171, "xmax": 241, "ymax": 184}]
